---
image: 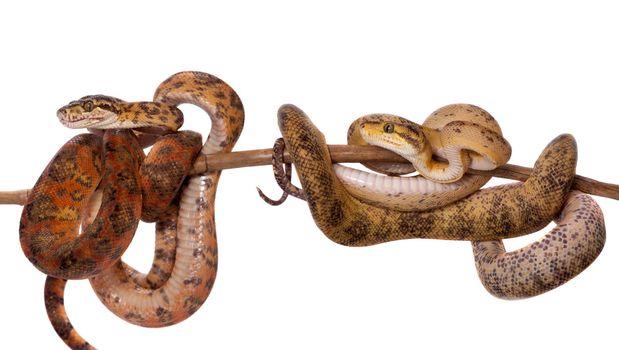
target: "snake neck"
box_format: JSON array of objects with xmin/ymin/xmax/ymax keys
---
[
  {"xmin": 409, "ymin": 127, "xmax": 470, "ymax": 183},
  {"xmin": 120, "ymin": 102, "xmax": 184, "ymax": 132}
]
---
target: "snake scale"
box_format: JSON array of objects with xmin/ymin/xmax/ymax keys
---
[
  {"xmin": 21, "ymin": 71, "xmax": 244, "ymax": 349},
  {"xmin": 277, "ymin": 103, "xmax": 605, "ymax": 298}
]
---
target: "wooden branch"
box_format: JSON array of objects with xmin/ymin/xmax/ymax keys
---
[
  {"xmin": 0, "ymin": 190, "xmax": 30, "ymax": 206},
  {"xmin": 2, "ymin": 145, "xmax": 618, "ymax": 206},
  {"xmin": 189, "ymin": 145, "xmax": 406, "ymax": 173}
]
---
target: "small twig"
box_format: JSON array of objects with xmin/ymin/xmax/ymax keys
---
[{"xmin": 2, "ymin": 145, "xmax": 618, "ymax": 205}]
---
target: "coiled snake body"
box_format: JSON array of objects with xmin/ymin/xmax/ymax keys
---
[
  {"xmin": 20, "ymin": 130, "xmax": 143, "ymax": 280},
  {"xmin": 89, "ymin": 71, "xmax": 244, "ymax": 327},
  {"xmin": 22, "ymin": 71, "xmax": 244, "ymax": 349},
  {"xmin": 277, "ymin": 104, "xmax": 605, "ymax": 299},
  {"xmin": 336, "ymin": 104, "xmax": 511, "ymax": 211}
]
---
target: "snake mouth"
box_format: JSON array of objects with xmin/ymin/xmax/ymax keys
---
[{"xmin": 56, "ymin": 109, "xmax": 111, "ymax": 129}]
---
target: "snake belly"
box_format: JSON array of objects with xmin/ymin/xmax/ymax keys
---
[
  {"xmin": 336, "ymin": 104, "xmax": 511, "ymax": 211},
  {"xmin": 260, "ymin": 106, "xmax": 501, "ymax": 210},
  {"xmin": 278, "ymin": 104, "xmax": 576, "ymax": 246}
]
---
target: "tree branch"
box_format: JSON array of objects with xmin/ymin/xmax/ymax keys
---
[{"xmin": 2, "ymin": 145, "xmax": 617, "ymax": 205}]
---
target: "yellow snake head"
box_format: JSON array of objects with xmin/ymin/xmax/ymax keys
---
[
  {"xmin": 354, "ymin": 114, "xmax": 431, "ymax": 162},
  {"xmin": 57, "ymin": 95, "xmax": 126, "ymax": 129}
]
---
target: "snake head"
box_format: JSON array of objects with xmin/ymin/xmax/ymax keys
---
[
  {"xmin": 57, "ymin": 95, "xmax": 125, "ymax": 129},
  {"xmin": 357, "ymin": 114, "xmax": 429, "ymax": 159}
]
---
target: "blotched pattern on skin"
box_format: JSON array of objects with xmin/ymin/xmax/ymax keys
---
[
  {"xmin": 472, "ymin": 191, "xmax": 605, "ymax": 299},
  {"xmin": 20, "ymin": 130, "xmax": 143, "ymax": 280},
  {"xmin": 90, "ymin": 71, "xmax": 244, "ymax": 329},
  {"xmin": 279, "ymin": 104, "xmax": 575, "ymax": 244},
  {"xmin": 279, "ymin": 104, "xmax": 605, "ymax": 299}
]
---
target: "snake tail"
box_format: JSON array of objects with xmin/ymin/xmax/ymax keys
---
[{"xmin": 45, "ymin": 276, "xmax": 95, "ymax": 350}]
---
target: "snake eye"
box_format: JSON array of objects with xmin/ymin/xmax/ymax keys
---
[
  {"xmin": 383, "ymin": 123, "xmax": 395, "ymax": 134},
  {"xmin": 83, "ymin": 101, "xmax": 94, "ymax": 112}
]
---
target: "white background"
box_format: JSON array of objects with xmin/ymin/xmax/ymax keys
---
[{"xmin": 1, "ymin": 1, "xmax": 618, "ymax": 349}]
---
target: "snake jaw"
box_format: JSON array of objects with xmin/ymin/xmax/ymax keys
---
[
  {"xmin": 57, "ymin": 95, "xmax": 127, "ymax": 129},
  {"xmin": 359, "ymin": 120, "xmax": 428, "ymax": 164},
  {"xmin": 57, "ymin": 108, "xmax": 118, "ymax": 129}
]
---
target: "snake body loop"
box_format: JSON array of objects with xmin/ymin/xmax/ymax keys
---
[
  {"xmin": 20, "ymin": 130, "xmax": 143, "ymax": 280},
  {"xmin": 139, "ymin": 131, "xmax": 203, "ymax": 222},
  {"xmin": 40, "ymin": 72, "xmax": 244, "ymax": 349},
  {"xmin": 337, "ymin": 104, "xmax": 510, "ymax": 211},
  {"xmin": 472, "ymin": 191, "xmax": 605, "ymax": 299},
  {"xmin": 89, "ymin": 71, "xmax": 244, "ymax": 327}
]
